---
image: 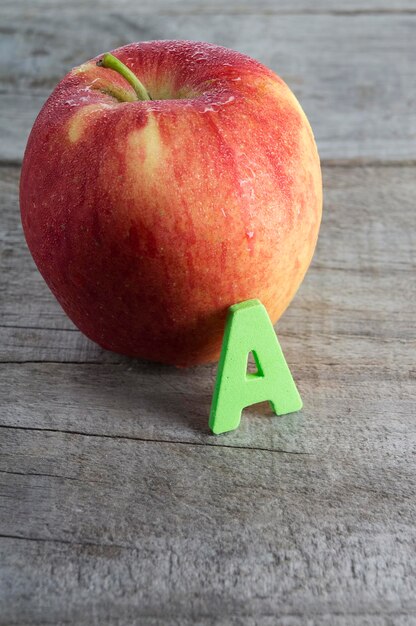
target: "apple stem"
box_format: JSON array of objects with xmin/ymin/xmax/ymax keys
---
[{"xmin": 97, "ymin": 52, "xmax": 152, "ymax": 101}]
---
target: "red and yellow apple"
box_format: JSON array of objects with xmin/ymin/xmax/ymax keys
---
[{"xmin": 20, "ymin": 40, "xmax": 322, "ymax": 367}]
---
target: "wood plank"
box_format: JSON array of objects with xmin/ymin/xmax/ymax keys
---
[
  {"xmin": 4, "ymin": 0, "xmax": 416, "ymax": 14},
  {"xmin": 1, "ymin": 165, "xmax": 415, "ymax": 362},
  {"xmin": 1, "ymin": 360, "xmax": 415, "ymax": 450},
  {"xmin": 1, "ymin": 13, "xmax": 416, "ymax": 162},
  {"xmin": 0, "ymin": 426, "xmax": 415, "ymax": 623}
]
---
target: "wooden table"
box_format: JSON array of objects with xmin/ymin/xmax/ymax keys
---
[{"xmin": 1, "ymin": 1, "xmax": 415, "ymax": 623}]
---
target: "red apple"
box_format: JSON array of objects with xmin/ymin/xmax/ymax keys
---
[{"xmin": 20, "ymin": 40, "xmax": 322, "ymax": 367}]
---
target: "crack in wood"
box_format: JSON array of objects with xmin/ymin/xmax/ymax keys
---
[
  {"xmin": 0, "ymin": 324, "xmax": 79, "ymax": 332},
  {"xmin": 0, "ymin": 532, "xmax": 126, "ymax": 550},
  {"xmin": 0, "ymin": 424, "xmax": 312, "ymax": 456},
  {"xmin": 1, "ymin": 360, "xmax": 109, "ymax": 365},
  {"xmin": 0, "ymin": 469, "xmax": 78, "ymax": 481}
]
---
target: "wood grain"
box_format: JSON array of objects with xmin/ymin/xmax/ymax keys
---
[
  {"xmin": 1, "ymin": 360, "xmax": 415, "ymax": 451},
  {"xmin": 4, "ymin": 0, "xmax": 416, "ymax": 13},
  {"xmin": 0, "ymin": 426, "xmax": 415, "ymax": 624},
  {"xmin": 1, "ymin": 12, "xmax": 416, "ymax": 162}
]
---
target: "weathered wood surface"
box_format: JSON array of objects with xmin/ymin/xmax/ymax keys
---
[
  {"xmin": 2, "ymin": 10, "xmax": 416, "ymax": 162},
  {"xmin": 1, "ymin": 0, "xmax": 416, "ymax": 623},
  {"xmin": 4, "ymin": 0, "xmax": 416, "ymax": 12},
  {"xmin": 1, "ymin": 425, "xmax": 415, "ymax": 625}
]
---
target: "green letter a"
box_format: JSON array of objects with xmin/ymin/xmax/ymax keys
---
[{"xmin": 209, "ymin": 299, "xmax": 302, "ymax": 435}]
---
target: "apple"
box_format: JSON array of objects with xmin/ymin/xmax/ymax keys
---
[{"xmin": 20, "ymin": 40, "xmax": 322, "ymax": 367}]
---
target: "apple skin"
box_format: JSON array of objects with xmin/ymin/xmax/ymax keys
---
[{"xmin": 20, "ymin": 40, "xmax": 322, "ymax": 367}]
